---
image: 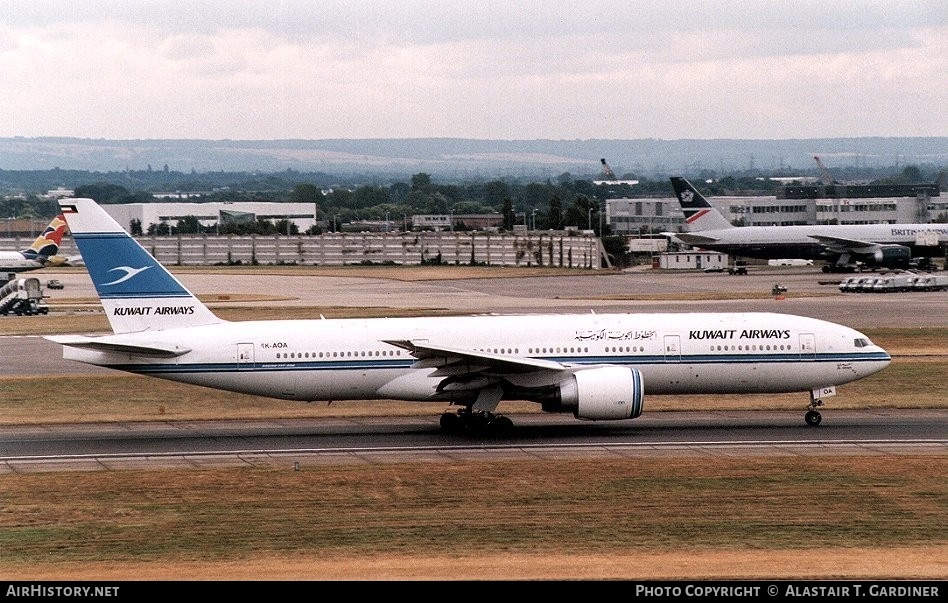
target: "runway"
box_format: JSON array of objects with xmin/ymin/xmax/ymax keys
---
[{"xmin": 1, "ymin": 410, "xmax": 945, "ymax": 473}]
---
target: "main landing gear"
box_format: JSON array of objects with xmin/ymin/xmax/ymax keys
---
[
  {"xmin": 805, "ymin": 399, "xmax": 824, "ymax": 427},
  {"xmin": 440, "ymin": 408, "xmax": 514, "ymax": 436}
]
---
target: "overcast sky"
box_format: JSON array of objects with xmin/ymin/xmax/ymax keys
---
[{"xmin": 1, "ymin": 1, "xmax": 945, "ymax": 141}]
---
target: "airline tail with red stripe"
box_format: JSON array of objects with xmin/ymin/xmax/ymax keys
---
[{"xmin": 669, "ymin": 177, "xmax": 734, "ymax": 232}]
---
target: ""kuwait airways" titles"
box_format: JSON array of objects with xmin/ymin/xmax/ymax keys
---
[
  {"xmin": 689, "ymin": 329, "xmax": 790, "ymax": 340},
  {"xmin": 113, "ymin": 306, "xmax": 196, "ymax": 316}
]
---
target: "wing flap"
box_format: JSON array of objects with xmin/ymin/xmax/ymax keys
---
[{"xmin": 46, "ymin": 334, "xmax": 191, "ymax": 358}]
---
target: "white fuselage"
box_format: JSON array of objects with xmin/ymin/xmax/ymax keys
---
[
  {"xmin": 61, "ymin": 312, "xmax": 890, "ymax": 406},
  {"xmin": 0, "ymin": 251, "xmax": 45, "ymax": 273},
  {"xmin": 676, "ymin": 224, "xmax": 948, "ymax": 262}
]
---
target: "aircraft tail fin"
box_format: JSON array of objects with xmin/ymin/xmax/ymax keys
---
[
  {"xmin": 58, "ymin": 198, "xmax": 225, "ymax": 334},
  {"xmin": 669, "ymin": 177, "xmax": 734, "ymax": 231},
  {"xmin": 19, "ymin": 214, "xmax": 67, "ymax": 260}
]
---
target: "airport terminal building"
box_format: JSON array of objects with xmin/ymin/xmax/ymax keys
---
[{"xmin": 607, "ymin": 182, "xmax": 944, "ymax": 236}]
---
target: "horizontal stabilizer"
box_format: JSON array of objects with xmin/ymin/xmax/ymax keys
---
[{"xmin": 45, "ymin": 334, "xmax": 191, "ymax": 358}]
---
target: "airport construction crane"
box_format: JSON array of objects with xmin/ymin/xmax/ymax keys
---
[
  {"xmin": 599, "ymin": 158, "xmax": 617, "ymax": 180},
  {"xmin": 593, "ymin": 158, "xmax": 640, "ymax": 186},
  {"xmin": 813, "ymin": 156, "xmax": 836, "ymax": 185}
]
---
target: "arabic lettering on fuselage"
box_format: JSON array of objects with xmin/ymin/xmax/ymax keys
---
[
  {"xmin": 575, "ymin": 327, "xmax": 795, "ymax": 341},
  {"xmin": 575, "ymin": 329, "xmax": 656, "ymax": 341}
]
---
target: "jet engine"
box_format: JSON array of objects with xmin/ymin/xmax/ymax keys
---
[
  {"xmin": 868, "ymin": 245, "xmax": 911, "ymax": 267},
  {"xmin": 542, "ymin": 366, "xmax": 644, "ymax": 420}
]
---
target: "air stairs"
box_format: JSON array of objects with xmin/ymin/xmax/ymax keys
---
[{"xmin": 0, "ymin": 277, "xmax": 49, "ymax": 315}]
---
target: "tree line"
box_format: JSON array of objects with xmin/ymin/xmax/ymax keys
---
[{"xmin": 0, "ymin": 165, "xmax": 939, "ymax": 238}]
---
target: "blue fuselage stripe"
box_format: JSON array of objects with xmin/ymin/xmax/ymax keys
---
[{"xmin": 104, "ymin": 352, "xmax": 891, "ymax": 376}]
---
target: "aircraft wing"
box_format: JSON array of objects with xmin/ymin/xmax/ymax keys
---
[
  {"xmin": 671, "ymin": 232, "xmax": 721, "ymax": 245},
  {"xmin": 384, "ymin": 339, "xmax": 567, "ymax": 375},
  {"xmin": 46, "ymin": 334, "xmax": 191, "ymax": 358},
  {"xmin": 808, "ymin": 235, "xmax": 882, "ymax": 253}
]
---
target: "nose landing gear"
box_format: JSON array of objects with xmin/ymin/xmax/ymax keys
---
[{"xmin": 805, "ymin": 399, "xmax": 824, "ymax": 426}]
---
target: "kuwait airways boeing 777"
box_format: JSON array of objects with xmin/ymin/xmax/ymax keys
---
[
  {"xmin": 48, "ymin": 198, "xmax": 891, "ymax": 430},
  {"xmin": 668, "ymin": 177, "xmax": 948, "ymax": 272}
]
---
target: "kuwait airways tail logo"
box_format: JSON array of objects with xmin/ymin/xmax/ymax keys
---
[{"xmin": 102, "ymin": 265, "xmax": 151, "ymax": 286}]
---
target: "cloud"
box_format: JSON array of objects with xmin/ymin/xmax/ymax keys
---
[{"xmin": 0, "ymin": 1, "xmax": 945, "ymax": 139}]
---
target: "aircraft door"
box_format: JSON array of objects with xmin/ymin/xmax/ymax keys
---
[
  {"xmin": 799, "ymin": 333, "xmax": 815, "ymax": 360},
  {"xmin": 237, "ymin": 342, "xmax": 255, "ymax": 369},
  {"xmin": 663, "ymin": 335, "xmax": 681, "ymax": 362}
]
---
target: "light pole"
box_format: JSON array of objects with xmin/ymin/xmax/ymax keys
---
[{"xmin": 531, "ymin": 208, "xmax": 536, "ymax": 230}]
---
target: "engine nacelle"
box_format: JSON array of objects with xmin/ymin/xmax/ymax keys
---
[
  {"xmin": 869, "ymin": 245, "xmax": 911, "ymax": 267},
  {"xmin": 550, "ymin": 366, "xmax": 644, "ymax": 420}
]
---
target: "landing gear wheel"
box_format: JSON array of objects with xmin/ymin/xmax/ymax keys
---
[
  {"xmin": 440, "ymin": 408, "xmax": 514, "ymax": 436},
  {"xmin": 494, "ymin": 415, "xmax": 514, "ymax": 430},
  {"xmin": 440, "ymin": 411, "xmax": 461, "ymax": 433},
  {"xmin": 805, "ymin": 410, "xmax": 822, "ymax": 426},
  {"xmin": 490, "ymin": 415, "xmax": 514, "ymax": 435}
]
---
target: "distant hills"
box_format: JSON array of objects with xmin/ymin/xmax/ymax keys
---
[{"xmin": 0, "ymin": 136, "xmax": 945, "ymax": 181}]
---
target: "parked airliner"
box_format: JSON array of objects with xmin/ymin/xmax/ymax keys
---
[
  {"xmin": 668, "ymin": 177, "xmax": 948, "ymax": 272},
  {"xmin": 0, "ymin": 214, "xmax": 69, "ymax": 273},
  {"xmin": 48, "ymin": 199, "xmax": 891, "ymax": 430}
]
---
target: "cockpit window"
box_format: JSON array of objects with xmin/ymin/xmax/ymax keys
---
[{"xmin": 854, "ymin": 338, "xmax": 871, "ymax": 348}]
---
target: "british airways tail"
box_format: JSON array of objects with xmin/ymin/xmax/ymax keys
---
[
  {"xmin": 669, "ymin": 177, "xmax": 734, "ymax": 232},
  {"xmin": 20, "ymin": 214, "xmax": 68, "ymax": 260},
  {"xmin": 59, "ymin": 199, "xmax": 225, "ymax": 334}
]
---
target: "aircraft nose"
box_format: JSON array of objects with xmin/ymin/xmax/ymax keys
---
[{"xmin": 873, "ymin": 347, "xmax": 892, "ymax": 373}]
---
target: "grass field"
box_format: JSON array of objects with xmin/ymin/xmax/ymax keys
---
[{"xmin": 0, "ymin": 456, "xmax": 945, "ymax": 580}]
